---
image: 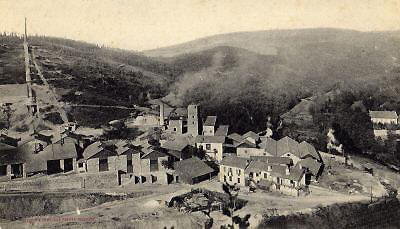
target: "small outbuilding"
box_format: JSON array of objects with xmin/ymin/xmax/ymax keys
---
[{"xmin": 173, "ymin": 157, "xmax": 215, "ymax": 184}]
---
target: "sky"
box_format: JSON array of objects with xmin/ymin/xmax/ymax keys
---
[{"xmin": 1, "ymin": 0, "xmax": 400, "ymax": 51}]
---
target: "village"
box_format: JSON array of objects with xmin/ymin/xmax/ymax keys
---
[{"xmin": 1, "ymin": 19, "xmax": 400, "ymax": 229}]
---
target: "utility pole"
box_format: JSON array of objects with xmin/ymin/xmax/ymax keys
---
[{"xmin": 370, "ymin": 184, "xmax": 373, "ymax": 203}]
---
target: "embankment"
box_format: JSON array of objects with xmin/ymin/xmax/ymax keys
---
[
  {"xmin": 258, "ymin": 198, "xmax": 400, "ymax": 229},
  {"xmin": 0, "ymin": 191, "xmax": 151, "ymax": 220}
]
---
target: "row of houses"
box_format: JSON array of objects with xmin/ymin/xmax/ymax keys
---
[{"xmin": 219, "ymin": 154, "xmax": 323, "ymax": 196}]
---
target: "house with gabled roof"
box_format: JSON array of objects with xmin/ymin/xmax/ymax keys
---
[
  {"xmin": 215, "ymin": 125, "xmax": 229, "ymax": 136},
  {"xmin": 195, "ymin": 135, "xmax": 226, "ymax": 161},
  {"xmin": 228, "ymin": 133, "xmax": 243, "ymax": 146},
  {"xmin": 236, "ymin": 139, "xmax": 264, "ymax": 158},
  {"xmin": 203, "ymin": 116, "xmax": 217, "ymax": 136},
  {"xmin": 277, "ymin": 136, "xmax": 301, "ymax": 164},
  {"xmin": 298, "ymin": 141, "xmax": 322, "ymax": 162},
  {"xmin": 83, "ymin": 141, "xmax": 119, "ymax": 173},
  {"xmin": 219, "ymin": 155, "xmax": 249, "ymax": 186},
  {"xmin": 161, "ymin": 138, "xmax": 192, "ymax": 161},
  {"xmin": 243, "ymin": 131, "xmax": 260, "ymax": 145}
]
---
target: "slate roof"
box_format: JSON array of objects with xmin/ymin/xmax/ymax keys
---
[
  {"xmin": 265, "ymin": 165, "xmax": 287, "ymax": 180},
  {"xmin": 259, "ymin": 138, "xmax": 277, "ymax": 156},
  {"xmin": 215, "ymin": 125, "xmax": 229, "ymax": 136},
  {"xmin": 245, "ymin": 160, "xmax": 270, "ymax": 173},
  {"xmin": 297, "ymin": 158, "xmax": 322, "ymax": 176},
  {"xmin": 195, "ymin": 135, "xmax": 226, "ymax": 144},
  {"xmin": 83, "ymin": 141, "xmax": 116, "ymax": 159},
  {"xmin": 0, "ymin": 84, "xmax": 28, "ymax": 98},
  {"xmin": 204, "ymin": 116, "xmax": 217, "ymax": 126},
  {"xmin": 41, "ymin": 141, "xmax": 78, "ymax": 160},
  {"xmin": 243, "ymin": 131, "xmax": 259, "ymax": 141},
  {"xmin": 250, "ymin": 156, "xmax": 292, "ymax": 165},
  {"xmin": 220, "ymin": 156, "xmax": 248, "ymax": 169},
  {"xmin": 141, "ymin": 149, "xmax": 167, "ymax": 160},
  {"xmin": 298, "ymin": 141, "xmax": 321, "ymax": 160},
  {"xmin": 287, "ymin": 166, "xmax": 305, "ymax": 182},
  {"xmin": 228, "ymin": 133, "xmax": 243, "ymax": 143},
  {"xmin": 161, "ymin": 139, "xmax": 189, "ymax": 152},
  {"xmin": 277, "ymin": 136, "xmax": 299, "ymax": 157},
  {"xmin": 174, "ymin": 157, "xmax": 214, "ymax": 179},
  {"xmin": 369, "ymin": 111, "xmax": 398, "ymax": 119},
  {"xmin": 236, "ymin": 140, "xmax": 257, "ymax": 148}
]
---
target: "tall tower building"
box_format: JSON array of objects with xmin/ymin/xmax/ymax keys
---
[
  {"xmin": 187, "ymin": 104, "xmax": 200, "ymax": 136},
  {"xmin": 159, "ymin": 103, "xmax": 165, "ymax": 126}
]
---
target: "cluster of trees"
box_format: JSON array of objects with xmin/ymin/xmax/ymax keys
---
[{"xmin": 310, "ymin": 77, "xmax": 400, "ymax": 166}]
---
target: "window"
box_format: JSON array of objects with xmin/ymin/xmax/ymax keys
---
[
  {"xmin": 173, "ymin": 128, "xmax": 177, "ymax": 132},
  {"xmin": 237, "ymin": 169, "xmax": 241, "ymax": 175},
  {"xmin": 0, "ymin": 165, "xmax": 7, "ymax": 176},
  {"xmin": 237, "ymin": 178, "xmax": 241, "ymax": 183},
  {"xmin": 150, "ymin": 159, "xmax": 158, "ymax": 172},
  {"xmin": 206, "ymin": 144, "xmax": 211, "ymax": 150},
  {"xmin": 99, "ymin": 159, "xmax": 109, "ymax": 172},
  {"xmin": 229, "ymin": 176, "xmax": 232, "ymax": 182},
  {"xmin": 78, "ymin": 163, "xmax": 83, "ymax": 168},
  {"xmin": 224, "ymin": 175, "xmax": 227, "ymax": 182},
  {"xmin": 264, "ymin": 173, "xmax": 267, "ymax": 178},
  {"xmin": 229, "ymin": 168, "xmax": 232, "ymax": 173}
]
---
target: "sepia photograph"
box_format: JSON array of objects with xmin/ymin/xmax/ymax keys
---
[{"xmin": 0, "ymin": 0, "xmax": 400, "ymax": 228}]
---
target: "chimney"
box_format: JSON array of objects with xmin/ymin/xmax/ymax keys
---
[
  {"xmin": 24, "ymin": 17, "xmax": 27, "ymax": 43},
  {"xmin": 159, "ymin": 103, "xmax": 165, "ymax": 126}
]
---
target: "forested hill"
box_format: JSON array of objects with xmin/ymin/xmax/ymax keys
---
[{"xmin": 147, "ymin": 29, "xmax": 400, "ymax": 133}]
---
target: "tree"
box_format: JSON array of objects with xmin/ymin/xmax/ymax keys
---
[
  {"xmin": 161, "ymin": 160, "xmax": 174, "ymax": 170},
  {"xmin": 222, "ymin": 183, "xmax": 240, "ymax": 228}
]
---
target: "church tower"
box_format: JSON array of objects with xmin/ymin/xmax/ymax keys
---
[{"xmin": 187, "ymin": 104, "xmax": 200, "ymax": 136}]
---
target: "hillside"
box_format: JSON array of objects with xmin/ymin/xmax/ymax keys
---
[{"xmin": 149, "ymin": 29, "xmax": 400, "ymax": 134}]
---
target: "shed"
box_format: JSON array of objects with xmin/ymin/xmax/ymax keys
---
[{"xmin": 173, "ymin": 157, "xmax": 215, "ymax": 184}]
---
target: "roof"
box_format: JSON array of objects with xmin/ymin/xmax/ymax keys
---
[
  {"xmin": 243, "ymin": 131, "xmax": 259, "ymax": 141},
  {"xmin": 236, "ymin": 140, "xmax": 257, "ymax": 148},
  {"xmin": 174, "ymin": 157, "xmax": 214, "ymax": 179},
  {"xmin": 259, "ymin": 138, "xmax": 277, "ymax": 156},
  {"xmin": 277, "ymin": 136, "xmax": 299, "ymax": 157},
  {"xmin": 141, "ymin": 149, "xmax": 167, "ymax": 160},
  {"xmin": 204, "ymin": 116, "xmax": 217, "ymax": 126},
  {"xmin": 195, "ymin": 135, "xmax": 226, "ymax": 144},
  {"xmin": 287, "ymin": 167, "xmax": 306, "ymax": 182},
  {"xmin": 220, "ymin": 156, "xmax": 248, "ymax": 169},
  {"xmin": 297, "ymin": 158, "xmax": 322, "ymax": 175},
  {"xmin": 228, "ymin": 133, "xmax": 243, "ymax": 142},
  {"xmin": 0, "ymin": 84, "xmax": 28, "ymax": 98},
  {"xmin": 83, "ymin": 141, "xmax": 116, "ymax": 159},
  {"xmin": 369, "ymin": 111, "xmax": 398, "ymax": 119},
  {"xmin": 245, "ymin": 160, "xmax": 270, "ymax": 173},
  {"xmin": 298, "ymin": 141, "xmax": 321, "ymax": 160},
  {"xmin": 161, "ymin": 139, "xmax": 189, "ymax": 152},
  {"xmin": 215, "ymin": 125, "xmax": 229, "ymax": 136},
  {"xmin": 41, "ymin": 141, "xmax": 78, "ymax": 160},
  {"xmin": 0, "ymin": 134, "xmax": 20, "ymax": 148},
  {"xmin": 281, "ymin": 98, "xmax": 314, "ymax": 118},
  {"xmin": 250, "ymin": 156, "xmax": 292, "ymax": 165},
  {"xmin": 269, "ymin": 164, "xmax": 289, "ymax": 178}
]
